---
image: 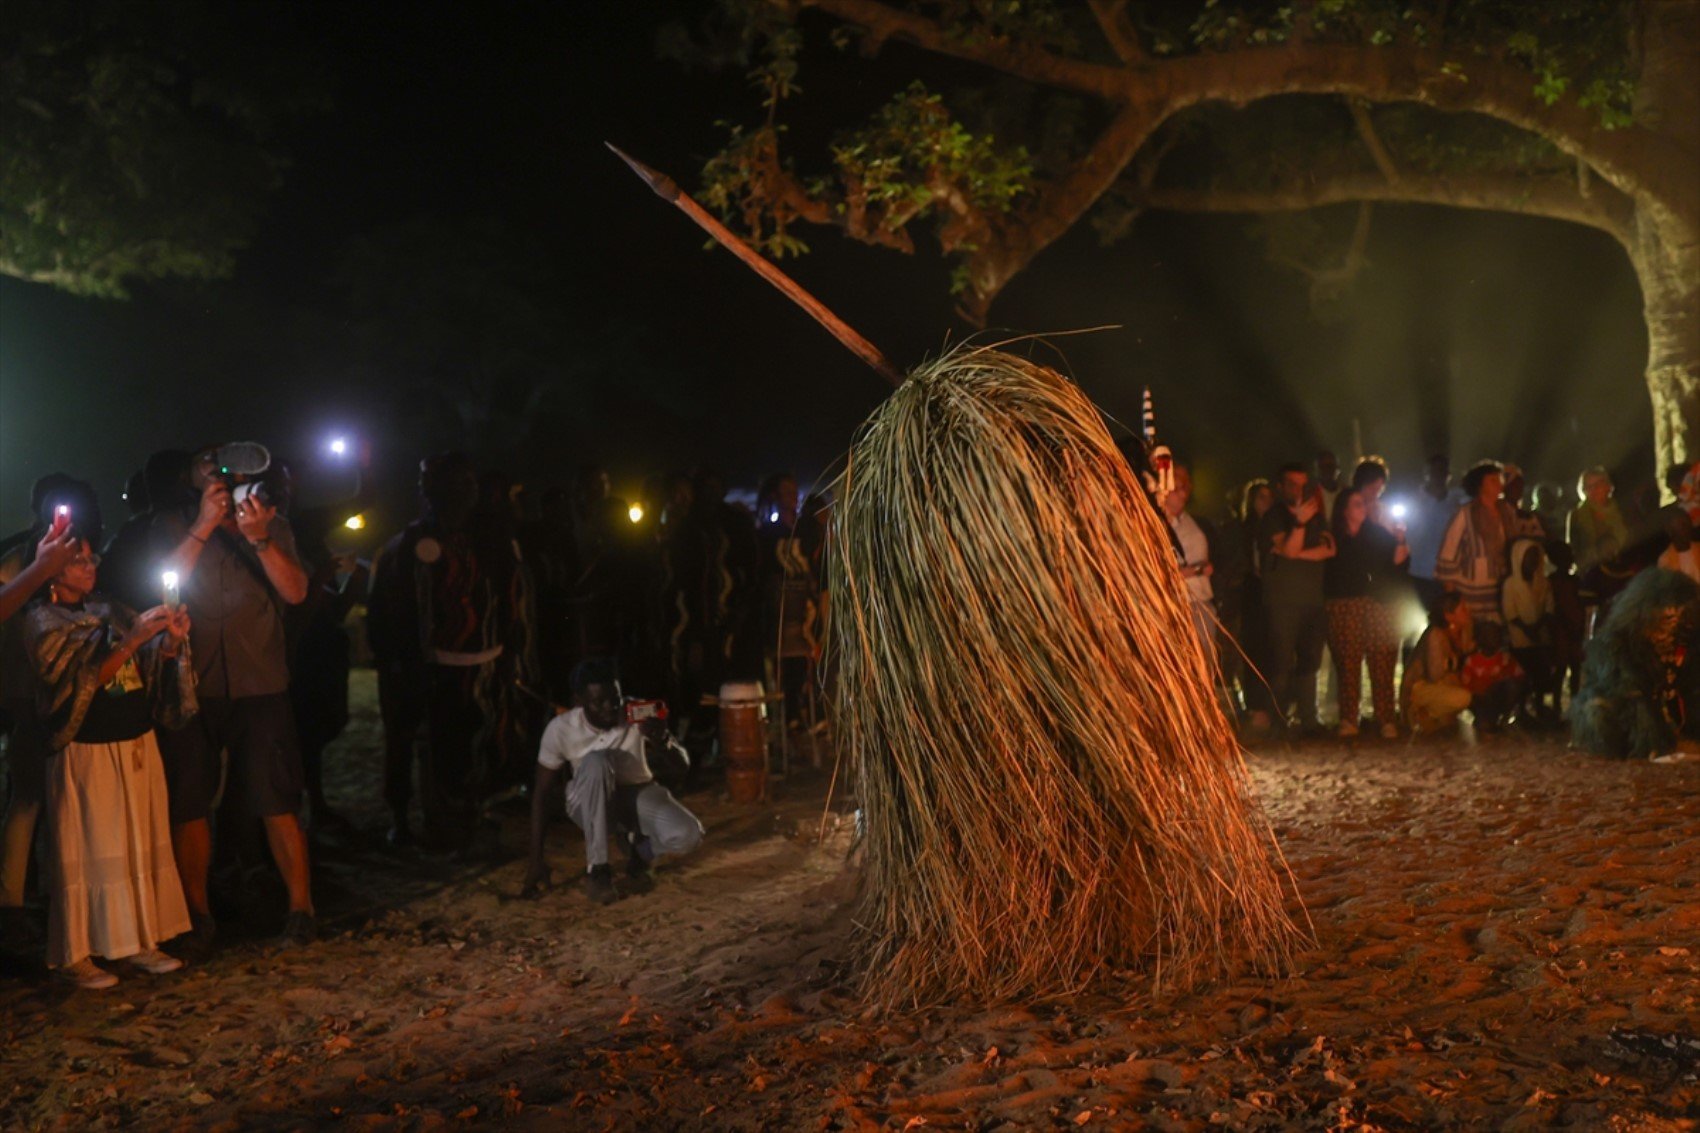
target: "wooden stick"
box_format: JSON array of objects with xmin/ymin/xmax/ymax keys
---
[{"xmin": 607, "ymin": 143, "xmax": 904, "ymax": 388}]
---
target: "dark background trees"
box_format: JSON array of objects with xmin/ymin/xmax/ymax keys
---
[
  {"xmin": 686, "ymin": 0, "xmax": 1696, "ymax": 474},
  {"xmin": 0, "ymin": 1, "xmax": 1678, "ymax": 533},
  {"xmin": 0, "ymin": 0, "xmax": 326, "ymax": 296}
]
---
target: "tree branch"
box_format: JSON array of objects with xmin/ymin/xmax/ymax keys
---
[
  {"xmin": 1156, "ymin": 44, "xmax": 1691, "ymax": 217},
  {"xmin": 802, "ymin": 0, "xmax": 1131, "ymax": 101},
  {"xmin": 1347, "ymin": 99, "xmax": 1400, "ymax": 185},
  {"xmin": 1271, "ymin": 201, "xmax": 1375, "ymax": 313},
  {"xmin": 1141, "ymin": 169, "xmax": 1634, "ymax": 248},
  {"xmin": 1086, "ymin": 0, "xmax": 1146, "ymax": 65},
  {"xmin": 960, "ymin": 99, "xmax": 1161, "ymax": 321},
  {"xmin": 793, "ymin": 0, "xmax": 1691, "ymax": 223}
]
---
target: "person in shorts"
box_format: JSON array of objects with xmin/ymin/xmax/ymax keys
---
[{"xmin": 153, "ymin": 447, "xmax": 315, "ymax": 949}]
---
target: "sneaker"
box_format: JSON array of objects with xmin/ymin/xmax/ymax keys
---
[
  {"xmin": 583, "ymin": 864, "xmax": 619, "ymax": 906},
  {"xmin": 280, "ymin": 911, "xmax": 318, "ymax": 947},
  {"xmin": 1337, "ymin": 722, "xmax": 1359, "ymax": 739},
  {"xmin": 1379, "ymin": 723, "xmax": 1399, "ymax": 740},
  {"xmin": 59, "ymin": 957, "xmax": 118, "ymax": 989},
  {"xmin": 126, "ymin": 948, "xmax": 184, "ymax": 975}
]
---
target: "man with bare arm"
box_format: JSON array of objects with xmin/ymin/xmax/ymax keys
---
[{"xmin": 154, "ymin": 446, "xmax": 315, "ymax": 951}]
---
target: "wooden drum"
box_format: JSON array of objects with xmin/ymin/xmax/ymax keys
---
[{"xmin": 718, "ymin": 681, "xmax": 768, "ymax": 803}]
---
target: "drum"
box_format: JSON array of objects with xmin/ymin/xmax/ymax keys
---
[{"xmin": 718, "ymin": 681, "xmax": 767, "ymax": 802}]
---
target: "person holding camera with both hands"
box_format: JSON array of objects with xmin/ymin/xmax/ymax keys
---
[
  {"xmin": 152, "ymin": 447, "xmax": 315, "ymax": 951},
  {"xmin": 522, "ymin": 658, "xmax": 703, "ymax": 906}
]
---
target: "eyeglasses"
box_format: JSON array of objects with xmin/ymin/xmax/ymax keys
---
[{"xmin": 68, "ymin": 553, "xmax": 102, "ymax": 568}]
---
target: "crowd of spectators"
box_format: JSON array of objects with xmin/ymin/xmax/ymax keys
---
[
  {"xmin": 4, "ymin": 433, "xmax": 1695, "ymax": 989},
  {"xmin": 0, "ymin": 445, "xmax": 825, "ymax": 987},
  {"xmin": 1163, "ymin": 449, "xmax": 1700, "ymax": 750}
]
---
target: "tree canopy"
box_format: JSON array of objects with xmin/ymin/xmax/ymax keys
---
[
  {"xmin": 673, "ymin": 0, "xmax": 1699, "ymax": 466},
  {"xmin": 0, "ymin": 0, "xmax": 325, "ymax": 297}
]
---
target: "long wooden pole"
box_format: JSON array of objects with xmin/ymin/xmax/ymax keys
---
[{"xmin": 607, "ymin": 143, "xmax": 904, "ymax": 388}]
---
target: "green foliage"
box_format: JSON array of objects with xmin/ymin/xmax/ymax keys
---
[
  {"xmin": 0, "ymin": 0, "xmax": 325, "ymax": 297},
  {"xmin": 699, "ymin": 82, "xmax": 1032, "ymax": 290},
  {"xmin": 925, "ymin": 0, "xmax": 1083, "ymax": 54},
  {"xmin": 699, "ymin": 124, "xmax": 814, "ymax": 260},
  {"xmin": 1372, "ymin": 105, "xmax": 1566, "ymax": 174},
  {"xmin": 674, "ymin": 0, "xmax": 1649, "ymax": 311},
  {"xmin": 832, "ymin": 83, "xmax": 1032, "ymax": 215},
  {"xmin": 1165, "ymin": 0, "xmax": 1635, "ymax": 127}
]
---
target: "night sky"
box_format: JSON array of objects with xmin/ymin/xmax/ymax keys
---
[{"xmin": 0, "ymin": 2, "xmax": 1652, "ymax": 538}]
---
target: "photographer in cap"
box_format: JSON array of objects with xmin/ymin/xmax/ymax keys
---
[{"xmin": 152, "ymin": 444, "xmax": 315, "ymax": 949}]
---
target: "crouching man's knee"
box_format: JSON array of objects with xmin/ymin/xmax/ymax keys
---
[
  {"xmin": 659, "ymin": 817, "xmax": 704, "ymax": 858},
  {"xmin": 645, "ymin": 790, "xmax": 704, "ymax": 859}
]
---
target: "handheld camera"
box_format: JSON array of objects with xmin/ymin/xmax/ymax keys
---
[
  {"xmin": 624, "ymin": 698, "xmax": 669, "ymax": 725},
  {"xmin": 199, "ymin": 442, "xmax": 275, "ymax": 510},
  {"xmin": 231, "ymin": 480, "xmax": 273, "ymax": 508}
]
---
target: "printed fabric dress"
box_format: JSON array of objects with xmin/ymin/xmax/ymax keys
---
[{"xmin": 24, "ymin": 599, "xmax": 197, "ymax": 968}]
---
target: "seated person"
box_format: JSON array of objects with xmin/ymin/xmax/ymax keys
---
[
  {"xmin": 1461, "ymin": 620, "xmax": 1528, "ymax": 731},
  {"xmin": 522, "ymin": 658, "xmax": 703, "ymax": 904},
  {"xmin": 1401, "ymin": 591, "xmax": 1474, "ymax": 734},
  {"xmin": 1571, "ymin": 567, "xmax": 1700, "ymax": 762}
]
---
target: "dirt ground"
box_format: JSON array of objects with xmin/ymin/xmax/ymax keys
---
[{"xmin": 2, "ymin": 670, "xmax": 1696, "ymax": 1131}]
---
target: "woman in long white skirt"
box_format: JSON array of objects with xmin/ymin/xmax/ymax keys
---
[{"xmin": 22, "ymin": 540, "xmax": 196, "ymax": 989}]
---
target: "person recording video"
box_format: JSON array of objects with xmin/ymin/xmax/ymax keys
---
[{"xmin": 150, "ymin": 443, "xmax": 316, "ymax": 951}]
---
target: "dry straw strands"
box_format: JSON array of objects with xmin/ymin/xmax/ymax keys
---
[{"xmin": 831, "ymin": 344, "xmax": 1303, "ymax": 1010}]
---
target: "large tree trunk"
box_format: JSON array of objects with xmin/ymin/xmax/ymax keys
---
[
  {"xmin": 1631, "ymin": 0, "xmax": 1700, "ymax": 475},
  {"xmin": 1634, "ymin": 203, "xmax": 1700, "ymax": 474}
]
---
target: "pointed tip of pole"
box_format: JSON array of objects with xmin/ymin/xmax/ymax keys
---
[{"xmin": 605, "ymin": 141, "xmax": 679, "ymax": 202}]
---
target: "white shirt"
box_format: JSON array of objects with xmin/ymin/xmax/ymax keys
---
[
  {"xmin": 536, "ymin": 706, "xmax": 689, "ymax": 787},
  {"xmin": 1167, "ymin": 510, "xmax": 1213, "ymax": 604}
]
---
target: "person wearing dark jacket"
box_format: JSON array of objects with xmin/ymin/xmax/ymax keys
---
[
  {"xmin": 1324, "ymin": 488, "xmax": 1409, "ymax": 738},
  {"xmin": 368, "ymin": 453, "xmax": 526, "ymax": 852}
]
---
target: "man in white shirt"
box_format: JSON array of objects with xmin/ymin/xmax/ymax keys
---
[
  {"xmin": 522, "ymin": 659, "xmax": 704, "ymax": 905},
  {"xmin": 1160, "ymin": 462, "xmax": 1217, "ymax": 664}
]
